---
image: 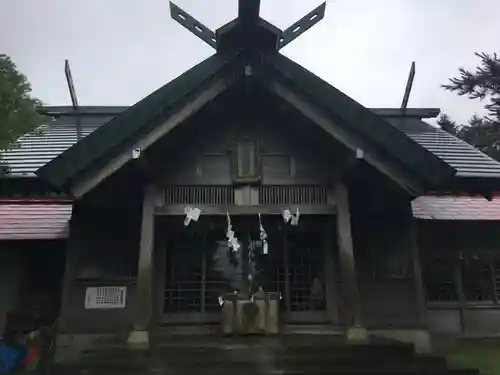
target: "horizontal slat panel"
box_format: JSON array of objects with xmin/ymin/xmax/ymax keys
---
[
  {"xmin": 258, "ymin": 186, "xmax": 328, "ymax": 205},
  {"xmin": 390, "ymin": 118, "xmax": 500, "ymax": 178},
  {"xmin": 0, "ymin": 203, "xmax": 72, "ymax": 239},
  {"xmin": 165, "ymin": 186, "xmax": 235, "ymax": 205}
]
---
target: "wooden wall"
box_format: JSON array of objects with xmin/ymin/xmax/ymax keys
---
[
  {"xmin": 349, "ymin": 169, "xmax": 420, "ymax": 328},
  {"xmin": 59, "ymin": 204, "xmax": 141, "ymax": 333},
  {"xmin": 419, "ymin": 220, "xmax": 500, "ymax": 337},
  {"xmin": 146, "ymin": 85, "xmax": 351, "ymax": 187},
  {"xmin": 0, "ymin": 240, "xmax": 66, "ymax": 334}
]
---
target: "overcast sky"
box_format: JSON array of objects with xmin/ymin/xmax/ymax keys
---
[{"xmin": 1, "ymin": 0, "xmax": 498, "ymax": 124}]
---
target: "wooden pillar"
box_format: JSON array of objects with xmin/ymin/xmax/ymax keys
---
[
  {"xmin": 449, "ymin": 222, "xmax": 466, "ymax": 336},
  {"xmin": 59, "ymin": 211, "xmax": 81, "ymax": 332},
  {"xmin": 153, "ymin": 229, "xmax": 167, "ymax": 325},
  {"xmin": 128, "ymin": 184, "xmax": 156, "ymax": 347},
  {"xmin": 282, "ymin": 225, "xmax": 291, "ymax": 319},
  {"xmin": 407, "ymin": 202, "xmax": 427, "ymax": 326},
  {"xmin": 324, "ymin": 216, "xmax": 339, "ymax": 324},
  {"xmin": 335, "ymin": 183, "xmax": 366, "ymax": 340},
  {"xmin": 454, "ymin": 249, "xmax": 466, "ymax": 336}
]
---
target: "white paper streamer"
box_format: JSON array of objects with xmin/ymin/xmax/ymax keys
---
[
  {"xmin": 226, "ymin": 212, "xmax": 240, "ymax": 252},
  {"xmin": 184, "ymin": 207, "xmax": 201, "ymax": 226},
  {"xmin": 258, "ymin": 213, "xmax": 268, "ymax": 255},
  {"xmin": 282, "ymin": 209, "xmax": 292, "ymax": 224},
  {"xmin": 282, "ymin": 208, "xmax": 300, "ymax": 226},
  {"xmin": 291, "ymin": 207, "xmax": 300, "ymax": 226}
]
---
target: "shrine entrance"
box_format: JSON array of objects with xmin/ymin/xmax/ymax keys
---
[{"xmin": 160, "ymin": 215, "xmax": 331, "ymax": 325}]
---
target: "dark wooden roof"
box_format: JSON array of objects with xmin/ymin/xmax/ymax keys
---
[
  {"xmin": 256, "ymin": 53, "xmax": 455, "ymax": 188},
  {"xmin": 0, "ymin": 106, "xmax": 444, "ymax": 177},
  {"xmin": 37, "ymin": 54, "xmax": 236, "ymax": 187},
  {"xmin": 32, "ymin": 45, "xmax": 500, "ymax": 196}
]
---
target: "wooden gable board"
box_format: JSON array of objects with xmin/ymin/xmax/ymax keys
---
[
  {"xmin": 36, "ymin": 54, "xmax": 235, "ymax": 188},
  {"xmin": 262, "ymin": 53, "xmax": 456, "ymax": 189},
  {"xmin": 36, "ymin": 53, "xmax": 458, "ymax": 197}
]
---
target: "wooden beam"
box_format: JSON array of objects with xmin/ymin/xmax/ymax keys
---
[
  {"xmin": 324, "ymin": 216, "xmax": 339, "ymax": 324},
  {"xmin": 454, "ymin": 248, "xmax": 466, "ymax": 337},
  {"xmin": 282, "ymin": 225, "xmax": 291, "ymax": 319},
  {"xmin": 269, "ymin": 81, "xmax": 425, "ymax": 196},
  {"xmin": 154, "ymin": 204, "xmax": 337, "ymax": 216},
  {"xmin": 238, "ymin": 0, "xmax": 260, "ymax": 21},
  {"xmin": 58, "ymin": 215, "xmax": 81, "ymax": 332},
  {"xmin": 335, "ymin": 182, "xmax": 362, "ymax": 327},
  {"xmin": 134, "ymin": 185, "xmax": 156, "ymax": 332},
  {"xmin": 401, "ymin": 61, "xmax": 416, "ymax": 110},
  {"xmin": 152, "ymin": 224, "xmax": 167, "ymax": 325},
  {"xmin": 448, "ymin": 222, "xmax": 466, "ymax": 336},
  {"xmin": 71, "ymin": 80, "xmax": 228, "ymax": 198},
  {"xmin": 407, "ymin": 201, "xmax": 427, "ymax": 326},
  {"xmin": 278, "ymin": 2, "xmax": 326, "ymax": 50},
  {"xmin": 170, "ymin": 2, "xmax": 217, "ymax": 49}
]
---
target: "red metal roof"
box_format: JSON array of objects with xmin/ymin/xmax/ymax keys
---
[
  {"xmin": 0, "ymin": 202, "xmax": 72, "ymax": 240},
  {"xmin": 412, "ymin": 195, "xmax": 500, "ymax": 220}
]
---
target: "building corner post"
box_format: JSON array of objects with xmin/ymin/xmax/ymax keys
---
[
  {"xmin": 335, "ymin": 182, "xmax": 367, "ymax": 342},
  {"xmin": 407, "ymin": 200, "xmax": 427, "ymax": 327},
  {"xmin": 128, "ymin": 184, "xmax": 157, "ymax": 348}
]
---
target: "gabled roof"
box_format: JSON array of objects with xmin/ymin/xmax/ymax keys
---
[
  {"xmin": 33, "ymin": 66, "xmax": 455, "ymax": 194},
  {"xmin": 1, "ymin": 114, "xmax": 107, "ymax": 176},
  {"xmin": 255, "ymin": 53, "xmax": 456, "ymax": 190},
  {"xmin": 390, "ymin": 118, "xmax": 500, "ymax": 179},
  {"xmin": 36, "ymin": 54, "xmax": 236, "ymax": 188},
  {"xmin": 25, "ymin": 54, "xmax": 500, "ymax": 197},
  {"xmin": 25, "ymin": 59, "xmax": 500, "ymax": 197},
  {"xmin": 0, "ymin": 106, "xmax": 451, "ymax": 177}
]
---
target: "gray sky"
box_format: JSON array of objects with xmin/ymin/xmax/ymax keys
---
[{"xmin": 1, "ymin": 0, "xmax": 498, "ymax": 124}]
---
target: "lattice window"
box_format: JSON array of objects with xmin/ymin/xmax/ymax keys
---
[
  {"xmin": 232, "ymin": 139, "xmax": 260, "ymax": 183},
  {"xmin": 462, "ymin": 256, "xmax": 495, "ymax": 303},
  {"xmin": 258, "ymin": 186, "xmax": 328, "ymax": 205},
  {"xmin": 287, "ymin": 232, "xmax": 326, "ymax": 312},
  {"xmin": 422, "ymin": 256, "xmax": 457, "ymax": 302},
  {"xmin": 85, "ymin": 286, "xmax": 127, "ymax": 309},
  {"xmin": 165, "ymin": 186, "xmax": 234, "ymax": 205}
]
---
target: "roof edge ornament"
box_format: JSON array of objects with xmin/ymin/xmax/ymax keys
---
[{"xmin": 169, "ymin": 1, "xmax": 326, "ymax": 53}]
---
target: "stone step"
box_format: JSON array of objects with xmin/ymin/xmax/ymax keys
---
[
  {"xmin": 54, "ymin": 359, "xmax": 450, "ymax": 374},
  {"xmin": 78, "ymin": 350, "xmax": 446, "ymax": 368},
  {"xmin": 52, "ymin": 365, "xmax": 480, "ymax": 375},
  {"xmin": 78, "ymin": 345, "xmax": 419, "ymax": 364}
]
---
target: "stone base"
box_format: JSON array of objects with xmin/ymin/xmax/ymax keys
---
[
  {"xmin": 127, "ymin": 330, "xmax": 149, "ymax": 349},
  {"xmin": 346, "ymin": 326, "xmax": 368, "ymax": 343},
  {"xmin": 370, "ymin": 329, "xmax": 432, "ymax": 354},
  {"xmin": 413, "ymin": 330, "xmax": 432, "ymax": 354}
]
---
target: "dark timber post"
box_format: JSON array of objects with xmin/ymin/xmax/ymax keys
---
[
  {"xmin": 335, "ymin": 182, "xmax": 367, "ymax": 341},
  {"xmin": 407, "ymin": 202, "xmax": 427, "ymax": 326},
  {"xmin": 128, "ymin": 184, "xmax": 156, "ymax": 347},
  {"xmin": 454, "ymin": 249, "xmax": 466, "ymax": 336},
  {"xmin": 59, "ymin": 214, "xmax": 81, "ymax": 332},
  {"xmin": 324, "ymin": 216, "xmax": 339, "ymax": 324}
]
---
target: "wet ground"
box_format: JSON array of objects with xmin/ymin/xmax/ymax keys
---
[{"xmin": 51, "ymin": 334, "xmax": 482, "ymax": 375}]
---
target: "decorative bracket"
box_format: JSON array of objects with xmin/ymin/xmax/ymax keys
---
[
  {"xmin": 169, "ymin": 2, "xmax": 216, "ymax": 48},
  {"xmin": 170, "ymin": 1, "xmax": 326, "ymax": 53},
  {"xmin": 279, "ymin": 2, "xmax": 326, "ymax": 50}
]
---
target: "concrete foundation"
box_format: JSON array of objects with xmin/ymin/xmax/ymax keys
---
[
  {"xmin": 127, "ymin": 330, "xmax": 149, "ymax": 349},
  {"xmin": 370, "ymin": 329, "xmax": 432, "ymax": 354},
  {"xmin": 346, "ymin": 326, "xmax": 368, "ymax": 343}
]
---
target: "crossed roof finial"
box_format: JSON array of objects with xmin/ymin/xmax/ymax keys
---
[{"xmin": 170, "ymin": 1, "xmax": 326, "ymax": 52}]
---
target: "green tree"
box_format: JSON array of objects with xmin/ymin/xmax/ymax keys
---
[
  {"xmin": 441, "ymin": 52, "xmax": 500, "ymax": 161},
  {"xmin": 437, "ymin": 114, "xmax": 459, "ymax": 136},
  {"xmin": 0, "ymin": 54, "xmax": 45, "ymax": 172}
]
